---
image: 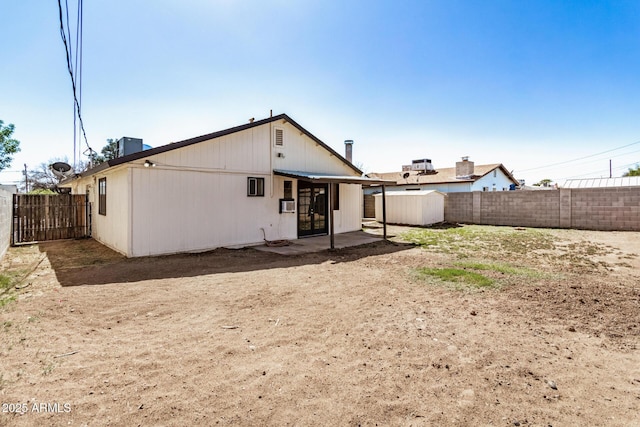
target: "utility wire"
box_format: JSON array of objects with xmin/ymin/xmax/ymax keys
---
[
  {"xmin": 69, "ymin": 0, "xmax": 77, "ymax": 167},
  {"xmin": 547, "ymin": 148, "xmax": 640, "ymax": 170},
  {"xmin": 516, "ymin": 140, "xmax": 640, "ymax": 173},
  {"xmin": 559, "ymin": 161, "xmax": 640, "ymax": 180},
  {"xmin": 57, "ymin": 0, "xmax": 93, "ymax": 159},
  {"xmin": 73, "ymin": 0, "xmax": 83, "ymax": 166}
]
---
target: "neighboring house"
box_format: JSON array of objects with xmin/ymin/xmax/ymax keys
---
[
  {"xmin": 364, "ymin": 157, "xmax": 520, "ymax": 218},
  {"xmin": 367, "ymin": 157, "xmax": 519, "ymax": 193},
  {"xmin": 562, "ymin": 177, "xmax": 640, "ymax": 189},
  {"xmin": 60, "ymin": 114, "xmax": 388, "ymax": 257},
  {"xmin": 363, "ymin": 157, "xmax": 519, "ymax": 219}
]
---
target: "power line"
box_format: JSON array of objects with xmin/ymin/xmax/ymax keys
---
[
  {"xmin": 558, "ymin": 161, "xmax": 640, "ymax": 180},
  {"xmin": 515, "ymin": 140, "xmax": 640, "ymax": 173},
  {"xmin": 545, "ymin": 148, "xmax": 640, "ymax": 171},
  {"xmin": 57, "ymin": 0, "xmax": 93, "ymax": 163},
  {"xmin": 73, "ymin": 0, "xmax": 84, "ymax": 166}
]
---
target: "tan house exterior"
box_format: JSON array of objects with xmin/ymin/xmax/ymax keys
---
[{"xmin": 61, "ymin": 114, "xmax": 387, "ymax": 257}]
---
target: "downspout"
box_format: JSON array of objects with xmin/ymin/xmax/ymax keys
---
[{"xmin": 329, "ymin": 183, "xmax": 335, "ymax": 249}]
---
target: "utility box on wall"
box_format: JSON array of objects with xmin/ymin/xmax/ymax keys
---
[{"xmin": 374, "ymin": 190, "xmax": 446, "ymax": 226}]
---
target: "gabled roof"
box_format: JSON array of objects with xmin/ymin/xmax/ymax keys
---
[
  {"xmin": 72, "ymin": 114, "xmax": 362, "ymax": 179},
  {"xmin": 368, "ymin": 164, "xmax": 519, "ymax": 186}
]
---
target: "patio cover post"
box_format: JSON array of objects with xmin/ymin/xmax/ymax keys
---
[
  {"xmin": 329, "ymin": 183, "xmax": 335, "ymax": 249},
  {"xmin": 382, "ymin": 184, "xmax": 387, "ymax": 240}
]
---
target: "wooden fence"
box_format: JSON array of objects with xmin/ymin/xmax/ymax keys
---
[{"xmin": 12, "ymin": 194, "xmax": 90, "ymax": 244}]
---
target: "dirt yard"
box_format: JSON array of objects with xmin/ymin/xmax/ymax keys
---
[{"xmin": 1, "ymin": 225, "xmax": 639, "ymax": 426}]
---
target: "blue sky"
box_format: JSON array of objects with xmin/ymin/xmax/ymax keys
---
[{"xmin": 1, "ymin": 0, "xmax": 639, "ymax": 187}]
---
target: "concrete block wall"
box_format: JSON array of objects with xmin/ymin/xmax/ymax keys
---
[
  {"xmin": 480, "ymin": 191, "xmax": 560, "ymax": 228},
  {"xmin": 444, "ymin": 187, "xmax": 640, "ymax": 231},
  {"xmin": 444, "ymin": 193, "xmax": 473, "ymax": 224},
  {"xmin": 571, "ymin": 188, "xmax": 640, "ymax": 231},
  {"xmin": 0, "ymin": 188, "xmax": 13, "ymax": 259}
]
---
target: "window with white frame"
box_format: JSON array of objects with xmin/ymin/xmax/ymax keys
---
[
  {"xmin": 98, "ymin": 177, "xmax": 107, "ymax": 215},
  {"xmin": 247, "ymin": 177, "xmax": 265, "ymax": 197}
]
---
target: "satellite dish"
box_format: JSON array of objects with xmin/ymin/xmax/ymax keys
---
[
  {"xmin": 49, "ymin": 162, "xmax": 75, "ymax": 179},
  {"xmin": 51, "ymin": 162, "xmax": 71, "ymax": 172},
  {"xmin": 402, "ymin": 172, "xmax": 410, "ymax": 179}
]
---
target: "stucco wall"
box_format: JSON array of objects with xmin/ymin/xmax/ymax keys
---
[
  {"xmin": 444, "ymin": 188, "xmax": 640, "ymax": 231},
  {"xmin": 0, "ymin": 188, "xmax": 13, "ymax": 259}
]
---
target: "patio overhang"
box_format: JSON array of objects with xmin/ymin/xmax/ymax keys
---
[
  {"xmin": 273, "ymin": 169, "xmax": 394, "ymax": 187},
  {"xmin": 273, "ymin": 169, "xmax": 395, "ymax": 249}
]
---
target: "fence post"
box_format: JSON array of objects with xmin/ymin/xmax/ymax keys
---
[
  {"xmin": 559, "ymin": 189, "xmax": 572, "ymax": 228},
  {"xmin": 472, "ymin": 191, "xmax": 482, "ymax": 224}
]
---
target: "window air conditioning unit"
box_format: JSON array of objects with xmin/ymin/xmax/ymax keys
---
[{"xmin": 280, "ymin": 199, "xmax": 296, "ymax": 213}]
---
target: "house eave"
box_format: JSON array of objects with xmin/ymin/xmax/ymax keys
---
[{"xmin": 65, "ymin": 114, "xmax": 362, "ymax": 182}]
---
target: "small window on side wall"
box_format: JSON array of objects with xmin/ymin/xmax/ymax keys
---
[
  {"xmin": 247, "ymin": 177, "xmax": 265, "ymax": 197},
  {"xmin": 98, "ymin": 177, "xmax": 107, "ymax": 215}
]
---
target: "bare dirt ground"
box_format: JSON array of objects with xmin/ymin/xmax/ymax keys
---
[{"xmin": 1, "ymin": 225, "xmax": 639, "ymax": 426}]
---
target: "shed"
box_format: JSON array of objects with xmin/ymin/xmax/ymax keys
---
[{"xmin": 374, "ymin": 190, "xmax": 446, "ymax": 226}]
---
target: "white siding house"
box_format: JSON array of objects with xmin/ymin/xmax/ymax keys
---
[{"xmin": 61, "ymin": 114, "xmax": 388, "ymax": 257}]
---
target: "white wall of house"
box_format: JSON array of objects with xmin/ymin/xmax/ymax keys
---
[
  {"xmin": 271, "ymin": 122, "xmax": 356, "ymax": 175},
  {"xmin": 333, "ymin": 183, "xmax": 363, "ymax": 233},
  {"xmin": 129, "ymin": 168, "xmax": 299, "ymax": 257},
  {"xmin": 470, "ymin": 170, "xmax": 515, "ymax": 192},
  {"xmin": 67, "ymin": 167, "xmax": 131, "ymax": 255},
  {"xmin": 142, "ymin": 120, "xmax": 356, "ymax": 178}
]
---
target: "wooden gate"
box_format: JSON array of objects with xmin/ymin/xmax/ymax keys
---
[{"xmin": 12, "ymin": 194, "xmax": 90, "ymax": 244}]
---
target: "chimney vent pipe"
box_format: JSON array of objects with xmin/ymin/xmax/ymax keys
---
[{"xmin": 344, "ymin": 140, "xmax": 354, "ymax": 163}]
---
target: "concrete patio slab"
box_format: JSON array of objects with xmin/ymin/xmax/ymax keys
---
[{"xmin": 254, "ymin": 230, "xmax": 383, "ymax": 255}]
